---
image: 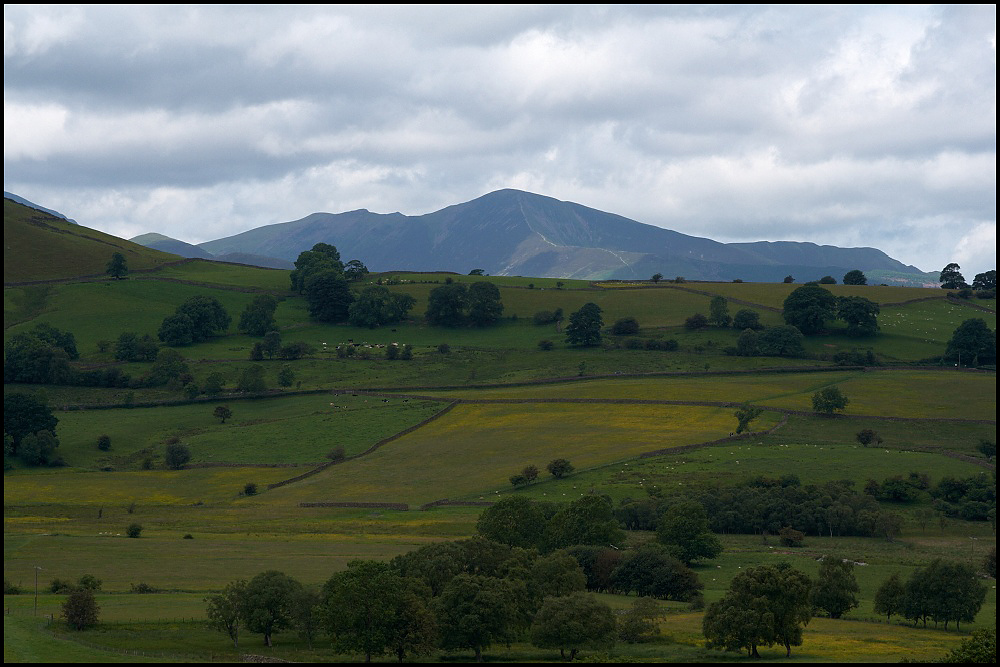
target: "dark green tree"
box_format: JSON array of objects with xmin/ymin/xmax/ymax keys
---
[
  {"xmin": 703, "ymin": 562, "xmax": 812, "ymax": 658},
  {"xmin": 435, "ymin": 574, "xmax": 524, "ymax": 663},
  {"xmin": 476, "ymin": 496, "xmax": 547, "ymax": 550},
  {"xmin": 872, "ymin": 572, "xmax": 904, "ymax": 622},
  {"xmin": 812, "ymin": 386, "xmax": 848, "ymax": 415},
  {"xmin": 206, "ymin": 579, "xmax": 247, "ymax": 649},
  {"xmin": 176, "ymin": 296, "xmax": 231, "ymax": 342},
  {"xmin": 783, "ymin": 285, "xmax": 837, "ymax": 334},
  {"xmin": 344, "ymin": 259, "xmax": 369, "ymax": 281},
  {"xmin": 158, "ymin": 313, "xmax": 195, "ymax": 346},
  {"xmin": 238, "ymin": 295, "xmax": 278, "ymax": 337},
  {"xmin": 3, "ymin": 393, "xmax": 58, "ymax": 453},
  {"xmin": 114, "ymin": 332, "xmax": 158, "ymax": 362},
  {"xmin": 734, "ymin": 403, "xmax": 763, "ymax": 434},
  {"xmin": 939, "ymin": 263, "xmax": 968, "ymax": 289},
  {"xmin": 277, "ymin": 365, "xmax": 295, "ymax": 387},
  {"xmin": 148, "ymin": 348, "xmax": 189, "ymax": 386},
  {"xmin": 305, "ymin": 269, "xmax": 354, "ymax": 323},
  {"xmin": 819, "ymin": 275, "xmax": 837, "ymax": 284},
  {"xmin": 19, "ymin": 430, "xmax": 59, "ymax": 466},
  {"xmin": 656, "ymin": 499, "xmax": 722, "ymax": 564},
  {"xmin": 348, "ymin": 286, "xmax": 416, "ymax": 328},
  {"xmin": 322, "ymin": 560, "xmax": 402, "ymax": 662},
  {"xmin": 941, "ymin": 627, "xmax": 996, "ymax": 663},
  {"xmin": 213, "ymin": 406, "xmax": 232, "ymax": 423},
  {"xmin": 684, "ymin": 313, "xmax": 708, "ymax": 330},
  {"xmin": 237, "ymin": 365, "xmax": 267, "ymax": 392},
  {"xmin": 243, "ymin": 570, "xmax": 302, "ymax": 647},
  {"xmin": 842, "ymin": 269, "xmax": 867, "ymax": 285},
  {"xmin": 565, "ymin": 303, "xmax": 603, "ymax": 346},
  {"xmin": 546, "ymin": 495, "xmax": 625, "ymax": 551},
  {"xmin": 291, "ymin": 244, "xmax": 344, "ymax": 293},
  {"xmin": 106, "ymin": 252, "xmax": 128, "ymax": 279},
  {"xmin": 262, "ymin": 331, "xmax": 282, "ymax": 359},
  {"xmin": 529, "ymin": 593, "xmax": 616, "ymax": 661},
  {"xmin": 732, "ymin": 309, "xmax": 762, "ymax": 330},
  {"xmin": 467, "ymin": 281, "xmax": 504, "ymax": 327},
  {"xmin": 425, "ymin": 283, "xmax": 469, "ymax": 327},
  {"xmin": 618, "ymin": 597, "xmax": 665, "ymax": 643},
  {"xmin": 165, "ymin": 442, "xmax": 191, "ymax": 469},
  {"xmin": 758, "ymin": 325, "xmax": 805, "ymax": 357},
  {"xmin": 709, "ymin": 296, "xmax": 732, "ymax": 327},
  {"xmin": 609, "ymin": 543, "xmax": 703, "ymax": 600},
  {"xmin": 62, "ymin": 588, "xmax": 100, "ymax": 630},
  {"xmin": 837, "ymin": 296, "xmax": 880, "ymax": 337},
  {"xmin": 611, "ymin": 317, "xmax": 640, "ymax": 335},
  {"xmin": 972, "ymin": 270, "xmax": 996, "ymax": 291},
  {"xmin": 529, "ymin": 552, "xmax": 587, "ymax": 600},
  {"xmin": 811, "ymin": 557, "xmax": 859, "ymax": 619},
  {"xmin": 547, "ymin": 458, "xmax": 574, "ymax": 479},
  {"xmin": 945, "ymin": 318, "xmax": 996, "ymax": 366},
  {"xmin": 650, "ymin": 273, "xmax": 663, "ymax": 283}
]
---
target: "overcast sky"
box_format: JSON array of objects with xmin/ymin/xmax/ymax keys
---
[{"xmin": 4, "ymin": 5, "xmax": 996, "ymax": 275}]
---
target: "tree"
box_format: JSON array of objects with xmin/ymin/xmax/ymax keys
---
[
  {"xmin": 811, "ymin": 558, "xmax": 859, "ymax": 619},
  {"xmin": 176, "ymin": 296, "xmax": 231, "ymax": 342},
  {"xmin": 277, "ymin": 365, "xmax": 295, "ymax": 387},
  {"xmin": 902, "ymin": 559, "xmax": 986, "ymax": 630},
  {"xmin": 734, "ymin": 403, "xmax": 763, "ymax": 434},
  {"xmin": 425, "ymin": 283, "xmax": 469, "ymax": 327},
  {"xmin": 126, "ymin": 523, "xmax": 143, "ymax": 538},
  {"xmin": 349, "ymin": 286, "xmax": 416, "ymax": 328},
  {"xmin": 873, "ymin": 572, "xmax": 904, "ymax": 622},
  {"xmin": 972, "ymin": 270, "xmax": 996, "ymax": 291},
  {"xmin": 435, "ymin": 574, "xmax": 524, "ymax": 663},
  {"xmin": 529, "ymin": 552, "xmax": 587, "ymax": 600},
  {"xmin": 165, "ymin": 442, "xmax": 191, "ymax": 469},
  {"xmin": 565, "ymin": 303, "xmax": 603, "ymax": 346},
  {"xmin": 609, "ymin": 543, "xmax": 703, "ymax": 600},
  {"xmin": 476, "ymin": 496, "xmax": 546, "ymax": 550},
  {"xmin": 290, "ymin": 244, "xmax": 344, "ymax": 293},
  {"xmin": 237, "ymin": 365, "xmax": 267, "ymax": 392},
  {"xmin": 855, "ymin": 429, "xmax": 883, "ymax": 447},
  {"xmin": 530, "ymin": 593, "xmax": 616, "ymax": 661},
  {"xmin": 703, "ymin": 562, "xmax": 812, "ymax": 658},
  {"xmin": 758, "ymin": 325, "xmax": 805, "ymax": 357},
  {"xmin": 522, "ymin": 464, "xmax": 539, "ymax": 483},
  {"xmin": 238, "ymin": 295, "xmax": 278, "ymax": 337},
  {"xmin": 3, "ymin": 393, "xmax": 58, "ymax": 453},
  {"xmin": 106, "ymin": 252, "xmax": 128, "ymax": 280},
  {"xmin": 819, "ymin": 275, "xmax": 837, "ymax": 284},
  {"xmin": 547, "ymin": 458, "xmax": 574, "ymax": 479},
  {"xmin": 206, "ymin": 579, "xmax": 247, "ymax": 649},
  {"xmin": 97, "ymin": 434, "xmax": 112, "ymax": 451},
  {"xmin": 656, "ymin": 499, "xmax": 722, "ymax": 564},
  {"xmin": 812, "ymin": 386, "xmax": 848, "ymax": 415},
  {"xmin": 939, "ymin": 263, "xmax": 968, "ymax": 289},
  {"xmin": 322, "ymin": 560, "xmax": 402, "ymax": 662},
  {"xmin": 114, "ymin": 332, "xmax": 158, "ymax": 362},
  {"xmin": 618, "ymin": 596, "xmax": 665, "ymax": 643},
  {"xmin": 684, "ymin": 313, "xmax": 708, "ymax": 330},
  {"xmin": 243, "ymin": 570, "xmax": 302, "ymax": 647},
  {"xmin": 783, "ymin": 275, "xmax": 794, "ymax": 283},
  {"xmin": 941, "ymin": 627, "xmax": 996, "ymax": 663},
  {"xmin": 842, "ymin": 270, "xmax": 867, "ymax": 285},
  {"xmin": 213, "ymin": 406, "xmax": 233, "ymax": 423},
  {"xmin": 203, "ymin": 372, "xmax": 226, "ymax": 395},
  {"xmin": 611, "ymin": 317, "xmax": 640, "ymax": 335},
  {"xmin": 783, "ymin": 285, "xmax": 837, "ymax": 335},
  {"xmin": 837, "ymin": 296, "xmax": 880, "ymax": 337},
  {"xmin": 62, "ymin": 588, "xmax": 100, "ymax": 630},
  {"xmin": 261, "ymin": 331, "xmax": 282, "ymax": 359},
  {"xmin": 305, "ymin": 269, "xmax": 354, "ymax": 323},
  {"xmin": 344, "ymin": 259, "xmax": 369, "ymax": 281},
  {"xmin": 468, "ymin": 268, "xmax": 485, "ymax": 276},
  {"xmin": 709, "ymin": 296, "xmax": 732, "ymax": 327},
  {"xmin": 467, "ymin": 281, "xmax": 504, "ymax": 327},
  {"xmin": 945, "ymin": 318, "xmax": 996, "ymax": 366},
  {"xmin": 650, "ymin": 273, "xmax": 663, "ymax": 283},
  {"xmin": 19, "ymin": 430, "xmax": 60, "ymax": 466},
  {"xmin": 732, "ymin": 309, "xmax": 762, "ymax": 331},
  {"xmin": 148, "ymin": 348, "xmax": 189, "ymax": 386},
  {"xmin": 546, "ymin": 495, "xmax": 625, "ymax": 551}
]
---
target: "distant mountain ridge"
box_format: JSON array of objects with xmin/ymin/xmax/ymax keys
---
[
  {"xmin": 3, "ymin": 191, "xmax": 77, "ymax": 224},
  {"xmin": 199, "ymin": 189, "xmax": 931, "ymax": 284}
]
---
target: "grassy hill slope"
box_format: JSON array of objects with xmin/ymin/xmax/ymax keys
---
[{"xmin": 4, "ymin": 198, "xmax": 179, "ymax": 283}]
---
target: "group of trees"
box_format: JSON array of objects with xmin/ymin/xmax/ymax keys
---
[
  {"xmin": 207, "ymin": 539, "xmax": 622, "ymax": 661},
  {"xmin": 4, "ymin": 392, "xmax": 60, "ymax": 467},
  {"xmin": 782, "ymin": 285, "xmax": 880, "ymax": 337},
  {"xmin": 159, "ymin": 296, "xmax": 231, "ymax": 346},
  {"xmin": 425, "ymin": 281, "xmax": 504, "ymax": 327},
  {"xmin": 873, "ymin": 560, "xmax": 987, "ymax": 630},
  {"xmin": 939, "ymin": 263, "xmax": 996, "ymax": 294}
]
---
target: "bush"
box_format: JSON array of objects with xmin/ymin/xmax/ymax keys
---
[
  {"xmin": 126, "ymin": 523, "xmax": 143, "ymax": 538},
  {"xmin": 611, "ymin": 317, "xmax": 640, "ymax": 335},
  {"xmin": 50, "ymin": 578, "xmax": 77, "ymax": 594},
  {"xmin": 183, "ymin": 534, "xmax": 194, "ymax": 539},
  {"xmin": 165, "ymin": 442, "xmax": 191, "ymax": 469},
  {"xmin": 4, "ymin": 578, "xmax": 22, "ymax": 595},
  {"xmin": 62, "ymin": 589, "xmax": 99, "ymax": 630},
  {"xmin": 538, "ymin": 340, "xmax": 554, "ymax": 351},
  {"xmin": 77, "ymin": 574, "xmax": 102, "ymax": 591},
  {"xmin": 243, "ymin": 482, "xmax": 258, "ymax": 496},
  {"xmin": 779, "ymin": 526, "xmax": 805, "ymax": 547},
  {"xmin": 437, "ymin": 343, "xmax": 451, "ymax": 354},
  {"xmin": 684, "ymin": 313, "xmax": 707, "ymax": 330},
  {"xmin": 327, "ymin": 446, "xmax": 346, "ymax": 462},
  {"xmin": 856, "ymin": 429, "xmax": 883, "ymax": 447},
  {"xmin": 97, "ymin": 434, "xmax": 111, "ymax": 451},
  {"xmin": 130, "ymin": 582, "xmax": 159, "ymax": 594}
]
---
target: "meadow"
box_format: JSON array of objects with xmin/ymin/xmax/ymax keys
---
[{"xmin": 4, "ymin": 258, "xmax": 996, "ymax": 663}]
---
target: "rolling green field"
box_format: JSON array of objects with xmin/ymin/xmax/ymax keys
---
[{"xmin": 4, "ymin": 251, "xmax": 995, "ymax": 663}]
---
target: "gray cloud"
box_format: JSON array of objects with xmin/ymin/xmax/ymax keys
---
[{"xmin": 4, "ymin": 4, "xmax": 995, "ymax": 275}]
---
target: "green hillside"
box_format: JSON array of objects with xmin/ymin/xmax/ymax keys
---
[
  {"xmin": 3, "ymin": 230, "xmax": 995, "ymax": 663},
  {"xmin": 4, "ymin": 198, "xmax": 180, "ymax": 283}
]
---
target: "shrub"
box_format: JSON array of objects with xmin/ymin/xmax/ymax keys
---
[
  {"xmin": 77, "ymin": 574, "xmax": 102, "ymax": 591},
  {"xmin": 62, "ymin": 589, "xmax": 99, "ymax": 630},
  {"xmin": 538, "ymin": 340, "xmax": 554, "ymax": 351},
  {"xmin": 437, "ymin": 343, "xmax": 451, "ymax": 354},
  {"xmin": 50, "ymin": 578, "xmax": 77, "ymax": 594},
  {"xmin": 126, "ymin": 523, "xmax": 143, "ymax": 538},
  {"xmin": 183, "ymin": 534, "xmax": 194, "ymax": 539},
  {"xmin": 327, "ymin": 446, "xmax": 346, "ymax": 462},
  {"xmin": 165, "ymin": 442, "xmax": 191, "ymax": 469},
  {"xmin": 97, "ymin": 434, "xmax": 111, "ymax": 451},
  {"xmin": 510, "ymin": 474, "xmax": 529, "ymax": 487},
  {"xmin": 243, "ymin": 482, "xmax": 258, "ymax": 496},
  {"xmin": 130, "ymin": 582, "xmax": 159, "ymax": 594},
  {"xmin": 684, "ymin": 314, "xmax": 707, "ymax": 330},
  {"xmin": 779, "ymin": 526, "xmax": 805, "ymax": 547},
  {"xmin": 856, "ymin": 429, "xmax": 883, "ymax": 447},
  {"xmin": 611, "ymin": 317, "xmax": 640, "ymax": 335},
  {"xmin": 4, "ymin": 578, "xmax": 22, "ymax": 595}
]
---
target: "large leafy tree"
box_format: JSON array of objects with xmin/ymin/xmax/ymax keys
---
[
  {"xmin": 434, "ymin": 574, "xmax": 525, "ymax": 663},
  {"xmin": 304, "ymin": 269, "xmax": 354, "ymax": 323},
  {"xmin": 177, "ymin": 296, "xmax": 232, "ymax": 342},
  {"xmin": 238, "ymin": 295, "xmax": 279, "ymax": 337},
  {"xmin": 242, "ymin": 570, "xmax": 302, "ymax": 647},
  {"xmin": 842, "ymin": 269, "xmax": 867, "ymax": 285},
  {"xmin": 811, "ymin": 557, "xmax": 860, "ymax": 618},
  {"xmin": 609, "ymin": 543, "xmax": 703, "ymax": 600},
  {"xmin": 529, "ymin": 593, "xmax": 616, "ymax": 661},
  {"xmin": 972, "ymin": 270, "xmax": 996, "ymax": 291},
  {"xmin": 939, "ymin": 262, "xmax": 968, "ymax": 289},
  {"xmin": 467, "ymin": 281, "xmax": 504, "ymax": 327},
  {"xmin": 703, "ymin": 562, "xmax": 812, "ymax": 658},
  {"xmin": 656, "ymin": 499, "xmax": 723, "ymax": 564},
  {"xmin": 62, "ymin": 588, "xmax": 100, "ymax": 630},
  {"xmin": 321, "ymin": 560, "xmax": 404, "ymax": 662},
  {"xmin": 945, "ymin": 318, "xmax": 996, "ymax": 367},
  {"xmin": 348, "ymin": 286, "xmax": 416, "ymax": 328},
  {"xmin": 3, "ymin": 393, "xmax": 58, "ymax": 452},
  {"xmin": 873, "ymin": 572, "xmax": 904, "ymax": 622},
  {"xmin": 546, "ymin": 495, "xmax": 625, "ymax": 551},
  {"xmin": 425, "ymin": 283, "xmax": 469, "ymax": 327},
  {"xmin": 782, "ymin": 285, "xmax": 836, "ymax": 335},
  {"xmin": 106, "ymin": 251, "xmax": 129, "ymax": 279},
  {"xmin": 290, "ymin": 244, "xmax": 344, "ymax": 293},
  {"xmin": 837, "ymin": 296, "xmax": 880, "ymax": 337},
  {"xmin": 758, "ymin": 325, "xmax": 805, "ymax": 357},
  {"xmin": 709, "ymin": 295, "xmax": 731, "ymax": 327},
  {"xmin": 206, "ymin": 579, "xmax": 247, "ymax": 649},
  {"xmin": 812, "ymin": 386, "xmax": 849, "ymax": 415},
  {"xmin": 565, "ymin": 303, "xmax": 604, "ymax": 346},
  {"xmin": 476, "ymin": 496, "xmax": 547, "ymax": 550}
]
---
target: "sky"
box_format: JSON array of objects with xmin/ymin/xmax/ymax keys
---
[{"xmin": 4, "ymin": 5, "xmax": 996, "ymax": 276}]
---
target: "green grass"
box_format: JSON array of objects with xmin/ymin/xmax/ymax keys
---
[{"xmin": 148, "ymin": 259, "xmax": 292, "ymax": 292}]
